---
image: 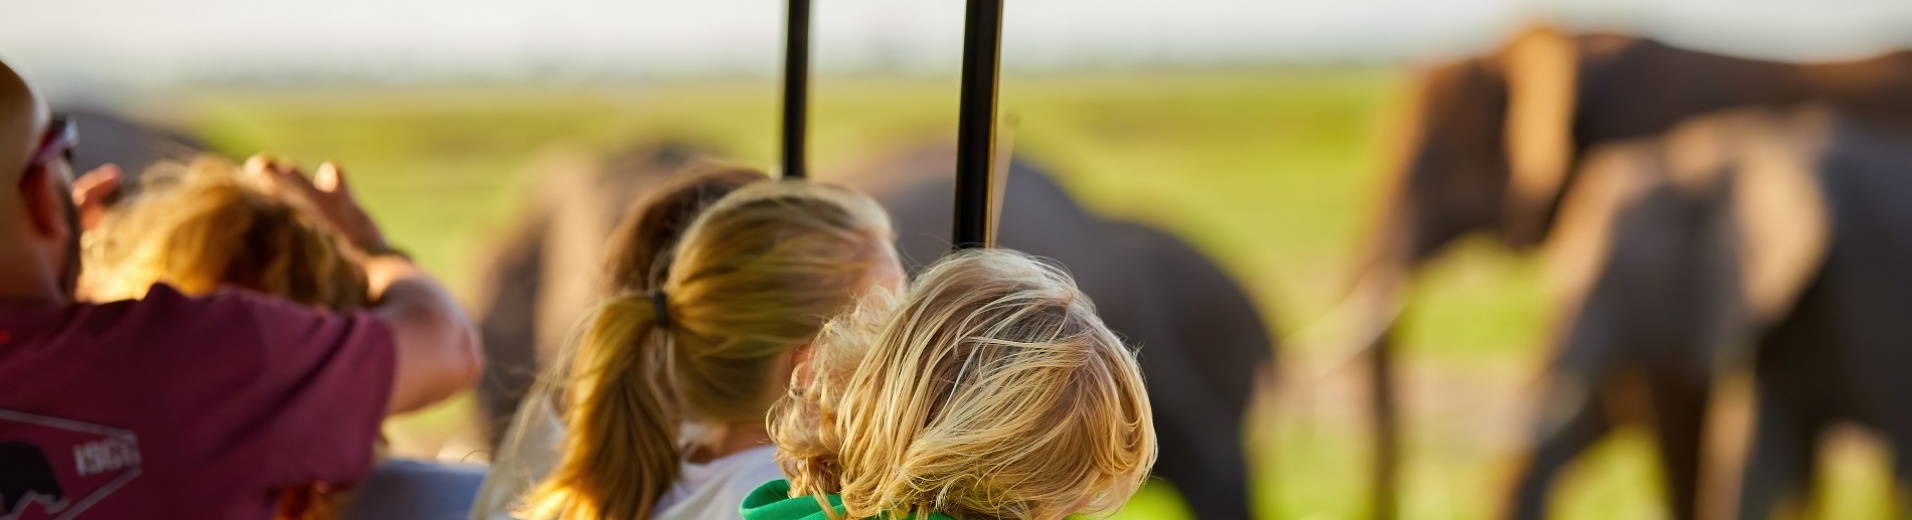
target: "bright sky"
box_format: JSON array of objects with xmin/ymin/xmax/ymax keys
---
[{"xmin": 3, "ymin": 0, "xmax": 1909, "ymax": 87}]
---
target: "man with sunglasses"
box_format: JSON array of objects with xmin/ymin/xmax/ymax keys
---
[{"xmin": 0, "ymin": 61, "xmax": 482, "ymax": 518}]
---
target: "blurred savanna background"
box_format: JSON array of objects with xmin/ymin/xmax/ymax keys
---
[{"xmin": 7, "ymin": 1, "xmax": 1912, "ymax": 518}]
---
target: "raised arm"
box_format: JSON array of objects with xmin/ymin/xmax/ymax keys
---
[{"xmin": 250, "ymin": 156, "xmax": 483, "ymax": 414}]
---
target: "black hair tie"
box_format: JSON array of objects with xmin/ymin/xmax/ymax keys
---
[{"xmin": 649, "ymin": 291, "xmax": 672, "ymax": 330}]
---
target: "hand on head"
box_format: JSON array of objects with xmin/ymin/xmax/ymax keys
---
[
  {"xmin": 240, "ymin": 154, "xmax": 478, "ymax": 413},
  {"xmin": 78, "ymin": 156, "xmax": 375, "ymax": 309},
  {"xmin": 71, "ymin": 164, "xmax": 121, "ymax": 231},
  {"xmin": 245, "ymin": 154, "xmax": 390, "ymax": 254}
]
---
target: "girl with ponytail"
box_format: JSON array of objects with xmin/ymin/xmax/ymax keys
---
[{"xmin": 498, "ymin": 164, "xmax": 901, "ymax": 520}]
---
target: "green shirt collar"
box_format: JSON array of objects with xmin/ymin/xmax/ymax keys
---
[{"xmin": 739, "ymin": 480, "xmax": 956, "ymax": 520}]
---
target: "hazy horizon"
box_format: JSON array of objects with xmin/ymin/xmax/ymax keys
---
[{"xmin": 4, "ymin": 0, "xmax": 1909, "ymax": 91}]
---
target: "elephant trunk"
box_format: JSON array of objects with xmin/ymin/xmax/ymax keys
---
[
  {"xmin": 1314, "ymin": 134, "xmax": 1438, "ymax": 518},
  {"xmin": 1368, "ymin": 323, "xmax": 1401, "ymax": 520},
  {"xmin": 1301, "ymin": 257, "xmax": 1410, "ymax": 520},
  {"xmin": 1355, "ymin": 264, "xmax": 1408, "ymax": 520}
]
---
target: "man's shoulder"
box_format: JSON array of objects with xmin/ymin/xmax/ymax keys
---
[
  {"xmin": 83, "ymin": 284, "xmax": 261, "ymax": 331},
  {"xmin": 134, "ymin": 283, "xmax": 336, "ymax": 320},
  {"xmin": 138, "ymin": 283, "xmax": 275, "ymax": 313},
  {"xmin": 47, "ymin": 284, "xmax": 322, "ymax": 349}
]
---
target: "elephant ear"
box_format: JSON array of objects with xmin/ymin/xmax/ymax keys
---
[
  {"xmin": 1542, "ymin": 140, "xmax": 1647, "ymax": 313},
  {"xmin": 1659, "ymin": 108, "xmax": 1832, "ymax": 369},
  {"xmin": 534, "ymin": 149, "xmax": 620, "ymax": 363},
  {"xmin": 1501, "ymin": 25, "xmax": 1580, "ymax": 247},
  {"xmin": 1727, "ymin": 109, "xmax": 1832, "ymax": 326}
]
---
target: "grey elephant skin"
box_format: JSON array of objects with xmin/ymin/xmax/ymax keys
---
[
  {"xmin": 470, "ymin": 143, "xmax": 1276, "ymax": 520},
  {"xmin": 60, "ymin": 109, "xmax": 203, "ymax": 183},
  {"xmin": 1351, "ymin": 26, "xmax": 1912, "ymax": 519}
]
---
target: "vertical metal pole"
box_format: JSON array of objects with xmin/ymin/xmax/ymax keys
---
[
  {"xmin": 951, "ymin": 0, "xmax": 1003, "ymax": 250},
  {"xmin": 780, "ymin": 0, "xmax": 812, "ymax": 179}
]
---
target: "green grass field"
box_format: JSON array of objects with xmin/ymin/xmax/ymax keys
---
[{"xmin": 142, "ymin": 69, "xmax": 1894, "ymax": 519}]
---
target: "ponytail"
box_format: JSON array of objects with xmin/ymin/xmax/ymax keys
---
[
  {"xmin": 523, "ymin": 175, "xmax": 897, "ymax": 519},
  {"xmin": 524, "ymin": 294, "xmax": 681, "ymax": 520}
]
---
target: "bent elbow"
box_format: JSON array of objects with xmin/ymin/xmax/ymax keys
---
[
  {"xmin": 426, "ymin": 307, "xmax": 484, "ymax": 398},
  {"xmin": 375, "ymin": 279, "xmax": 487, "ymax": 413},
  {"xmin": 452, "ymin": 321, "xmax": 484, "ymax": 391}
]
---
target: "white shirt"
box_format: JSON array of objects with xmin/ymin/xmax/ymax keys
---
[
  {"xmin": 471, "ymin": 394, "xmax": 784, "ymax": 520},
  {"xmin": 654, "ymin": 444, "xmax": 783, "ymax": 520}
]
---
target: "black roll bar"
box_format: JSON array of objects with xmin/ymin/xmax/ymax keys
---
[
  {"xmin": 780, "ymin": 0, "xmax": 1004, "ymax": 247},
  {"xmin": 951, "ymin": 0, "xmax": 1004, "ymax": 250},
  {"xmin": 780, "ymin": 0, "xmax": 812, "ymax": 179}
]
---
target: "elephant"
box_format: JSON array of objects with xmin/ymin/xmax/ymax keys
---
[
  {"xmin": 1342, "ymin": 25, "xmax": 1912, "ymax": 519},
  {"xmin": 1512, "ymin": 105, "xmax": 1836, "ymax": 520},
  {"xmin": 59, "ymin": 108, "xmax": 203, "ymax": 188},
  {"xmin": 1523, "ymin": 104, "xmax": 1912, "ymax": 519},
  {"xmin": 470, "ymin": 143, "xmax": 1277, "ymax": 520},
  {"xmin": 469, "ymin": 141, "xmax": 709, "ymax": 449},
  {"xmin": 1727, "ymin": 111, "xmax": 1912, "ymax": 520}
]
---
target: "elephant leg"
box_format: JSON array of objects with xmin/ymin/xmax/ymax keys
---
[
  {"xmin": 1646, "ymin": 372, "xmax": 1710, "ymax": 520},
  {"xmin": 1113, "ymin": 273, "xmax": 1255, "ymax": 520},
  {"xmin": 1148, "ymin": 406, "xmax": 1253, "ymax": 520},
  {"xmin": 1507, "ymin": 378, "xmax": 1612, "ymax": 520},
  {"xmin": 1173, "ymin": 427, "xmax": 1253, "ymax": 520},
  {"xmin": 1131, "ymin": 329, "xmax": 1254, "ymax": 520},
  {"xmin": 1892, "ymin": 448, "xmax": 1912, "ymax": 520},
  {"xmin": 1370, "ymin": 330, "xmax": 1401, "ymax": 520},
  {"xmin": 1736, "ymin": 394, "xmax": 1821, "ymax": 520},
  {"xmin": 473, "ymin": 215, "xmax": 550, "ymax": 450}
]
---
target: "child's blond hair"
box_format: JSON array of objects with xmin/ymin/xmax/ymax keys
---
[
  {"xmin": 771, "ymin": 249, "xmax": 1157, "ymax": 520},
  {"xmin": 80, "ymin": 155, "xmax": 368, "ymax": 309}
]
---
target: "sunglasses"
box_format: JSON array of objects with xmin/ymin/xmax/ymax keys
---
[{"xmin": 24, "ymin": 115, "xmax": 77, "ymax": 180}]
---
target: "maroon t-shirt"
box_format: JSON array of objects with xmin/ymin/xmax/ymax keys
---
[{"xmin": 0, "ymin": 284, "xmax": 395, "ymax": 519}]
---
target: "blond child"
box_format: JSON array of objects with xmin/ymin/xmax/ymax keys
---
[
  {"xmin": 80, "ymin": 155, "xmax": 369, "ymax": 309},
  {"xmin": 753, "ymin": 249, "xmax": 1157, "ymax": 520}
]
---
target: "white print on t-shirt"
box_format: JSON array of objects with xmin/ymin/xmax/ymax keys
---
[
  {"xmin": 0, "ymin": 409, "xmax": 142, "ymax": 520},
  {"xmin": 74, "ymin": 438, "xmax": 141, "ymax": 477}
]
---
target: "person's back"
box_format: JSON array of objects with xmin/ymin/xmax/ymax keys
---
[
  {"xmin": 0, "ymin": 276, "xmax": 388, "ymax": 518},
  {"xmin": 754, "ymin": 249, "xmax": 1157, "ymax": 520},
  {"xmin": 75, "ymin": 155, "xmax": 492, "ymax": 520},
  {"xmin": 0, "ymin": 60, "xmax": 481, "ymax": 520}
]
